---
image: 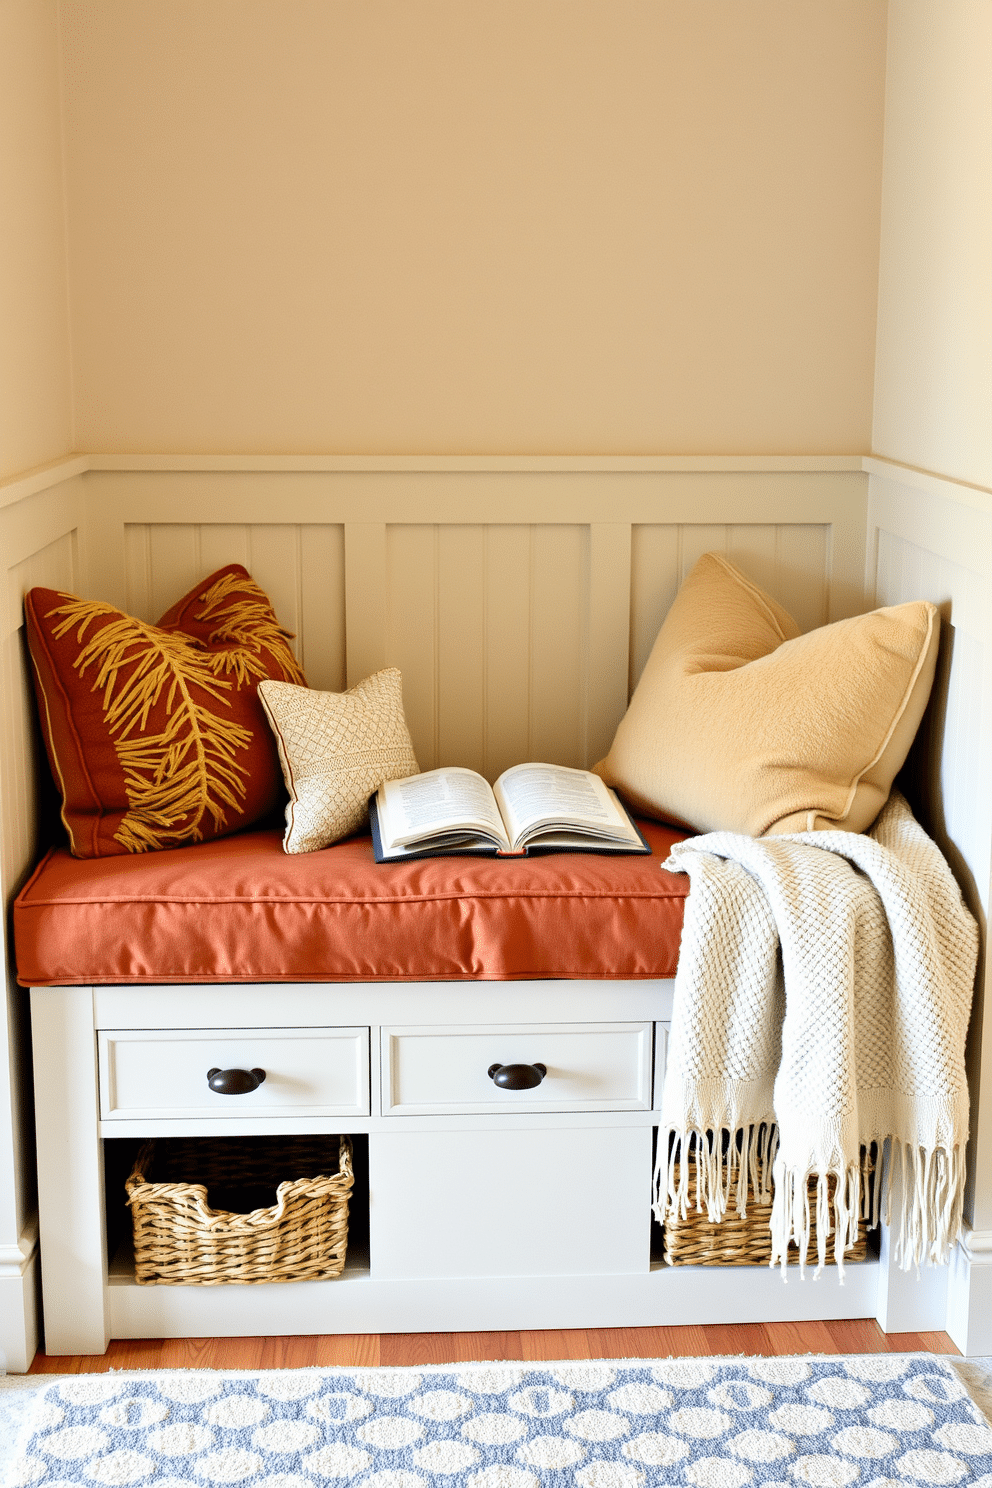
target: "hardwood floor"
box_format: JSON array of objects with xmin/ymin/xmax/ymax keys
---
[{"xmin": 28, "ymin": 1322, "xmax": 959, "ymax": 1374}]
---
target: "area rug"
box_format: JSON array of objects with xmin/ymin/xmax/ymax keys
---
[{"xmin": 6, "ymin": 1355, "xmax": 992, "ymax": 1488}]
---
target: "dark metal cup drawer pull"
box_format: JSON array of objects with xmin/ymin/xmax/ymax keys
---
[
  {"xmin": 206, "ymin": 1066, "xmax": 266, "ymax": 1095},
  {"xmin": 487, "ymin": 1062, "xmax": 547, "ymax": 1090}
]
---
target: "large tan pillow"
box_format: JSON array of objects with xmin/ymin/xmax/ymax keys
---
[
  {"xmin": 596, "ymin": 552, "xmax": 939, "ymax": 837},
  {"xmin": 259, "ymin": 669, "xmax": 419, "ymax": 852}
]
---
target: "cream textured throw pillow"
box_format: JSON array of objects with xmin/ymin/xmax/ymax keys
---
[
  {"xmin": 258, "ymin": 669, "xmax": 419, "ymax": 853},
  {"xmin": 596, "ymin": 552, "xmax": 939, "ymax": 837}
]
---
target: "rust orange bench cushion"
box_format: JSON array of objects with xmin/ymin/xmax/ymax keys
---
[{"xmin": 15, "ymin": 819, "xmax": 688, "ymax": 986}]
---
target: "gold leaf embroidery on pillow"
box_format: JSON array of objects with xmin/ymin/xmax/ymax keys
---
[
  {"xmin": 193, "ymin": 571, "xmax": 306, "ymax": 687},
  {"xmin": 48, "ymin": 597, "xmax": 253, "ymax": 854}
]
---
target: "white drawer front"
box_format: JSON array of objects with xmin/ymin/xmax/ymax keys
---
[
  {"xmin": 381, "ymin": 1022, "xmax": 652, "ymax": 1115},
  {"xmin": 99, "ymin": 1027, "xmax": 369, "ymax": 1120}
]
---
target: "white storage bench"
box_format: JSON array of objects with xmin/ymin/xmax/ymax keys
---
[
  {"xmin": 29, "ymin": 973, "xmax": 935, "ymax": 1358},
  {"xmin": 20, "ymin": 806, "xmax": 945, "ymax": 1354}
]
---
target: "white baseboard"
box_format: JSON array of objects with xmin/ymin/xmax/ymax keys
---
[
  {"xmin": 105, "ymin": 1260, "xmax": 884, "ymax": 1346},
  {"xmin": 873, "ymin": 1194, "xmax": 950, "ymax": 1335},
  {"xmin": 946, "ymin": 1226, "xmax": 992, "ymax": 1357},
  {"xmin": 0, "ymin": 1217, "xmax": 39, "ymax": 1373}
]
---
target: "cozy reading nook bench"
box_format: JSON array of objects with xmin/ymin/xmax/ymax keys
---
[{"xmin": 2, "ymin": 454, "xmax": 988, "ymax": 1367}]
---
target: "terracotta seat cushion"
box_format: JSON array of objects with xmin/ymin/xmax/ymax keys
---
[{"xmin": 15, "ymin": 818, "xmax": 688, "ymax": 986}]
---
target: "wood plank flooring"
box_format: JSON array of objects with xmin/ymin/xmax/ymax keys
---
[{"xmin": 28, "ymin": 1322, "xmax": 959, "ymax": 1374}]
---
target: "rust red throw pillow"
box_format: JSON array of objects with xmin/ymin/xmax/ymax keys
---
[{"xmin": 25, "ymin": 564, "xmax": 306, "ymax": 857}]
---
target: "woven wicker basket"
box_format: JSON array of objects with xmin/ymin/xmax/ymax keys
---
[
  {"xmin": 126, "ymin": 1135, "xmax": 354, "ymax": 1285},
  {"xmin": 662, "ymin": 1153, "xmax": 871, "ymax": 1267}
]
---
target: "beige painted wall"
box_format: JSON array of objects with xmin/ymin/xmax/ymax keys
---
[
  {"xmin": 0, "ymin": 0, "xmax": 73, "ymax": 482},
  {"xmin": 873, "ymin": 1, "xmax": 992, "ymax": 490},
  {"xmin": 59, "ymin": 0, "xmax": 886, "ymax": 457}
]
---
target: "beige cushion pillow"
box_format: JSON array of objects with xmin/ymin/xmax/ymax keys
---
[
  {"xmin": 258, "ymin": 668, "xmax": 419, "ymax": 853},
  {"xmin": 596, "ymin": 552, "xmax": 939, "ymax": 837}
]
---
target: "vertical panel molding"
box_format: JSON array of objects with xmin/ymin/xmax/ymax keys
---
[
  {"xmin": 344, "ymin": 523, "xmax": 388, "ymax": 687},
  {"xmin": 586, "ymin": 523, "xmax": 632, "ymax": 765}
]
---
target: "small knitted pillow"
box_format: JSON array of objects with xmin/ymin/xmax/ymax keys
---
[{"xmin": 259, "ymin": 669, "xmax": 419, "ymax": 853}]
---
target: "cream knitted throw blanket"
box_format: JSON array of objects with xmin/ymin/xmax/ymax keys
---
[{"xmin": 657, "ymin": 791, "xmax": 979, "ymax": 1273}]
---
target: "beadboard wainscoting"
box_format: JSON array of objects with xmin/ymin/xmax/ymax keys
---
[
  {"xmin": 78, "ymin": 457, "xmax": 867, "ymax": 780},
  {"xmin": 866, "ymin": 459, "xmax": 992, "ymax": 1354}
]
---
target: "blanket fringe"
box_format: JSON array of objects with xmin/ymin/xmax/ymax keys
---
[
  {"xmin": 772, "ymin": 1141, "xmax": 964, "ymax": 1276},
  {"xmin": 883, "ymin": 1140, "xmax": 967, "ymax": 1271},
  {"xmin": 655, "ymin": 1131, "xmax": 966, "ymax": 1277},
  {"xmin": 653, "ymin": 1124, "xmax": 778, "ymax": 1232},
  {"xmin": 769, "ymin": 1160, "xmax": 864, "ymax": 1279}
]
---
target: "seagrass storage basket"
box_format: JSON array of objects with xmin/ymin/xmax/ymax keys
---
[
  {"xmin": 125, "ymin": 1135, "xmax": 353, "ymax": 1285},
  {"xmin": 662, "ymin": 1151, "xmax": 871, "ymax": 1267}
]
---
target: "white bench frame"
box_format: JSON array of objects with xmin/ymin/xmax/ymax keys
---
[{"xmin": 30, "ymin": 978, "xmax": 946, "ymax": 1356}]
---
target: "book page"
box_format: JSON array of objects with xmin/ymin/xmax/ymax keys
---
[
  {"xmin": 494, "ymin": 763, "xmax": 633, "ymax": 848},
  {"xmin": 378, "ymin": 768, "xmax": 510, "ymax": 851}
]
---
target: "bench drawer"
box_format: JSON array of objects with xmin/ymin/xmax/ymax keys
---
[
  {"xmin": 99, "ymin": 1027, "xmax": 370, "ymax": 1120},
  {"xmin": 381, "ymin": 1022, "xmax": 652, "ymax": 1115}
]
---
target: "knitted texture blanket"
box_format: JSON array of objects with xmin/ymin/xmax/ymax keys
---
[{"xmin": 657, "ymin": 792, "xmax": 979, "ymax": 1273}]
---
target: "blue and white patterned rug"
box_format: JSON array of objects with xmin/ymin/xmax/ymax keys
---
[{"xmin": 5, "ymin": 1355, "xmax": 992, "ymax": 1488}]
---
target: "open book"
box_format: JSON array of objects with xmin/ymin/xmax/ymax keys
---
[{"xmin": 369, "ymin": 762, "xmax": 649, "ymax": 861}]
